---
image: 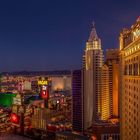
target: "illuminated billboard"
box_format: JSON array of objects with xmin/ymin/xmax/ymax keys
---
[
  {"xmin": 38, "ymin": 77, "xmax": 48, "ymax": 85},
  {"xmin": 0, "ymin": 93, "xmax": 16, "ymax": 107},
  {"xmin": 38, "ymin": 77, "xmax": 50, "ymax": 100},
  {"xmin": 41, "ymin": 85, "xmax": 49, "ymax": 99},
  {"xmin": 11, "ymin": 113, "xmax": 20, "ymax": 124},
  {"xmin": 38, "ymin": 80, "xmax": 48, "ymax": 85}
]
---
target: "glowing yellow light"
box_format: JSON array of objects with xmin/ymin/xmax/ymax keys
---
[{"xmin": 38, "ymin": 80, "xmax": 48, "ymax": 85}]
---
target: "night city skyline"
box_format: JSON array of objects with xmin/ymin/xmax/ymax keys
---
[
  {"xmin": 0, "ymin": 1, "xmax": 140, "ymax": 139},
  {"xmin": 0, "ymin": 0, "xmax": 140, "ymax": 72}
]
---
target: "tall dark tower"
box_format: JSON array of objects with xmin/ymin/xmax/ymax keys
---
[{"xmin": 72, "ymin": 70, "xmax": 83, "ymax": 133}]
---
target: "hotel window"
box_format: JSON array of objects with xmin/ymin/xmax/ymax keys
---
[
  {"xmin": 134, "ymin": 63, "xmax": 138, "ymax": 75},
  {"xmin": 134, "ymin": 86, "xmax": 136, "ymax": 91},
  {"xmin": 124, "ymin": 65, "xmax": 128, "ymax": 75},
  {"xmin": 129, "ymin": 64, "xmax": 132, "ymax": 75}
]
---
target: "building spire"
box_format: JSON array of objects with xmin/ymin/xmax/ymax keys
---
[{"xmin": 88, "ymin": 21, "xmax": 98, "ymax": 42}]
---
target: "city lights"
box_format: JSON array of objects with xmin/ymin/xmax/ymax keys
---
[
  {"xmin": 11, "ymin": 113, "xmax": 20, "ymax": 124},
  {"xmin": 0, "ymin": 1, "xmax": 139, "ymax": 139}
]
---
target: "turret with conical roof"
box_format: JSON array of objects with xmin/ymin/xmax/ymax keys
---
[
  {"xmin": 83, "ymin": 22, "xmax": 104, "ymax": 130},
  {"xmin": 86, "ymin": 22, "xmax": 101, "ymax": 50},
  {"xmin": 88, "ymin": 22, "xmax": 98, "ymax": 42}
]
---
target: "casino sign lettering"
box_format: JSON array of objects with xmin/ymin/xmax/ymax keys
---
[{"xmin": 38, "ymin": 80, "xmax": 48, "ymax": 85}]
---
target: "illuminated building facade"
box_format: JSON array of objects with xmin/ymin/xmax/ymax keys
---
[
  {"xmin": 0, "ymin": 71, "xmax": 71, "ymax": 94},
  {"xmin": 72, "ymin": 70, "xmax": 83, "ymax": 133},
  {"xmin": 92, "ymin": 123, "xmax": 120, "ymax": 140},
  {"xmin": 31, "ymin": 108, "xmax": 51, "ymax": 130},
  {"xmin": 120, "ymin": 17, "xmax": 140, "ymax": 140},
  {"xmin": 83, "ymin": 24, "xmax": 104, "ymax": 129},
  {"xmin": 106, "ymin": 49, "xmax": 119, "ymax": 118},
  {"xmin": 101, "ymin": 64, "xmax": 110, "ymax": 120}
]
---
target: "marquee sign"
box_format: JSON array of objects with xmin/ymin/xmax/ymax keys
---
[
  {"xmin": 41, "ymin": 85, "xmax": 49, "ymax": 99},
  {"xmin": 13, "ymin": 94, "xmax": 22, "ymax": 105},
  {"xmin": 11, "ymin": 113, "xmax": 20, "ymax": 124},
  {"xmin": 38, "ymin": 80, "xmax": 48, "ymax": 85},
  {"xmin": 12, "ymin": 105, "xmax": 18, "ymax": 114}
]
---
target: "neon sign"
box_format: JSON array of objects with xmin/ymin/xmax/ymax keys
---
[
  {"xmin": 11, "ymin": 113, "xmax": 20, "ymax": 124},
  {"xmin": 41, "ymin": 85, "xmax": 49, "ymax": 99},
  {"xmin": 38, "ymin": 80, "xmax": 48, "ymax": 85}
]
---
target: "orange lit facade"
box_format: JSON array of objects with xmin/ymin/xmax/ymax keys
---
[
  {"xmin": 120, "ymin": 17, "xmax": 140, "ymax": 140},
  {"xmin": 31, "ymin": 108, "xmax": 51, "ymax": 130},
  {"xmin": 112, "ymin": 63, "xmax": 119, "ymax": 117},
  {"xmin": 101, "ymin": 64, "xmax": 110, "ymax": 120},
  {"xmin": 106, "ymin": 49, "xmax": 119, "ymax": 118}
]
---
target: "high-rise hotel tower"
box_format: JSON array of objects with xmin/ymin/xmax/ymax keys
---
[
  {"xmin": 120, "ymin": 17, "xmax": 140, "ymax": 140},
  {"xmin": 100, "ymin": 64, "xmax": 110, "ymax": 120},
  {"xmin": 83, "ymin": 24, "xmax": 104, "ymax": 130},
  {"xmin": 106, "ymin": 49, "xmax": 119, "ymax": 118},
  {"xmin": 72, "ymin": 70, "xmax": 83, "ymax": 133}
]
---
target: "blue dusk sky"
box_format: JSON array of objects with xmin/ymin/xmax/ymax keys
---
[{"xmin": 0, "ymin": 0, "xmax": 140, "ymax": 72}]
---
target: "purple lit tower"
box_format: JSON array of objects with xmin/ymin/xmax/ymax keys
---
[{"xmin": 72, "ymin": 70, "xmax": 83, "ymax": 133}]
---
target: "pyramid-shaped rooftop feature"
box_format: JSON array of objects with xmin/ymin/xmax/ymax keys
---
[{"xmin": 88, "ymin": 22, "xmax": 98, "ymax": 42}]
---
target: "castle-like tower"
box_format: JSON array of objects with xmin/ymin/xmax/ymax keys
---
[{"xmin": 83, "ymin": 23, "xmax": 104, "ymax": 129}]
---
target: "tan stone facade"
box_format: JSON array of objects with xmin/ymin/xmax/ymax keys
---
[{"xmin": 120, "ymin": 17, "xmax": 140, "ymax": 140}]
